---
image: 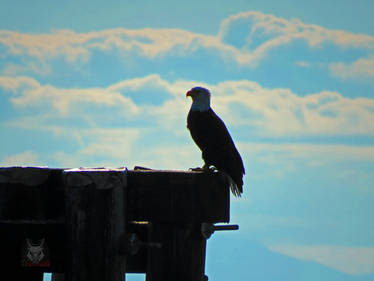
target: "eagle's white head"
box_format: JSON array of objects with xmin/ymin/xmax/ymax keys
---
[{"xmin": 186, "ymin": 86, "xmax": 211, "ymax": 112}]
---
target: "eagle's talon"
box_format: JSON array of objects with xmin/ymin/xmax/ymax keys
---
[
  {"xmin": 189, "ymin": 167, "xmax": 204, "ymax": 171},
  {"xmin": 202, "ymin": 164, "xmax": 217, "ymax": 173}
]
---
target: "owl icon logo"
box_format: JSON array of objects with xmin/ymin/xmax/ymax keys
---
[{"xmin": 22, "ymin": 238, "xmax": 50, "ymax": 267}]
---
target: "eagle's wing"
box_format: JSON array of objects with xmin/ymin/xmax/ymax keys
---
[{"xmin": 187, "ymin": 108, "xmax": 245, "ymax": 195}]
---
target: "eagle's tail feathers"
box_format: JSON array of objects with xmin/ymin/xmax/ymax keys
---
[{"xmin": 220, "ymin": 171, "xmax": 242, "ymax": 197}]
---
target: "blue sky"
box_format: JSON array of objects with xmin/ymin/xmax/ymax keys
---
[{"xmin": 1, "ymin": 1, "xmax": 374, "ymax": 280}]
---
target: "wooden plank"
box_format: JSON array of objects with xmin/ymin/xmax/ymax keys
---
[
  {"xmin": 146, "ymin": 222, "xmax": 206, "ymax": 281},
  {"xmin": 0, "ymin": 167, "xmax": 65, "ymax": 221},
  {"xmin": 125, "ymin": 223, "xmax": 149, "ymax": 273},
  {"xmin": 0, "ymin": 167, "xmax": 66, "ymax": 277},
  {"xmin": 127, "ymin": 170, "xmax": 230, "ymax": 223},
  {"xmin": 0, "ymin": 167, "xmax": 230, "ymax": 224},
  {"xmin": 63, "ymin": 168, "xmax": 127, "ymax": 281}
]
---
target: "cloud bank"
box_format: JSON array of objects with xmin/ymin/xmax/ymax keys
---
[
  {"xmin": 1, "ymin": 75, "xmax": 374, "ymax": 138},
  {"xmin": 1, "ymin": 11, "xmax": 374, "ymax": 75}
]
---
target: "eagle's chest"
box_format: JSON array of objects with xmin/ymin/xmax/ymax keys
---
[
  {"xmin": 187, "ymin": 110, "xmax": 209, "ymax": 132},
  {"xmin": 187, "ymin": 110, "xmax": 213, "ymax": 147}
]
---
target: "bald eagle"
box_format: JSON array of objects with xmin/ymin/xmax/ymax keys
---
[{"xmin": 186, "ymin": 87, "xmax": 245, "ymax": 197}]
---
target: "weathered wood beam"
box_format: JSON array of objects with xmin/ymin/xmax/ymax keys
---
[
  {"xmin": 127, "ymin": 170, "xmax": 230, "ymax": 223},
  {"xmin": 63, "ymin": 168, "xmax": 127, "ymax": 281},
  {"xmin": 0, "ymin": 167, "xmax": 230, "ymax": 224},
  {"xmin": 0, "ymin": 167, "xmax": 65, "ymax": 280},
  {"xmin": 146, "ymin": 222, "xmax": 207, "ymax": 281},
  {"xmin": 0, "ymin": 167, "xmax": 65, "ymax": 221}
]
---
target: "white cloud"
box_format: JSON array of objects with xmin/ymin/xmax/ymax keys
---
[
  {"xmin": 1, "ymin": 62, "xmax": 52, "ymax": 76},
  {"xmin": 219, "ymin": 11, "xmax": 374, "ymax": 49},
  {"xmin": 0, "ymin": 29, "xmax": 91, "ymax": 62},
  {"xmin": 0, "ymin": 151, "xmax": 41, "ymax": 166},
  {"xmin": 78, "ymin": 128, "xmax": 140, "ymax": 159},
  {"xmin": 239, "ymin": 142, "xmax": 374, "ymax": 174},
  {"xmin": 295, "ymin": 61, "xmax": 311, "ymax": 68},
  {"xmin": 219, "ymin": 11, "xmax": 374, "ymax": 66},
  {"xmin": 210, "ymin": 81, "xmax": 374, "ymax": 136},
  {"xmin": 1, "ymin": 11, "xmax": 374, "ymax": 70},
  {"xmin": 269, "ymin": 244, "xmax": 374, "ymax": 275},
  {"xmin": 2, "ymin": 75, "xmax": 374, "ymax": 138},
  {"xmin": 0, "ymin": 28, "xmax": 224, "ymax": 64},
  {"xmin": 0, "ymin": 76, "xmax": 40, "ymax": 93},
  {"xmin": 0, "ymin": 76, "xmax": 140, "ymax": 117},
  {"xmin": 330, "ymin": 54, "xmax": 374, "ymax": 79},
  {"xmin": 49, "ymin": 128, "xmax": 142, "ymax": 168},
  {"xmin": 234, "ymin": 142, "xmax": 374, "ymax": 182},
  {"xmin": 48, "ymin": 127, "xmax": 199, "ymax": 169},
  {"xmin": 134, "ymin": 143, "xmax": 200, "ymax": 170}
]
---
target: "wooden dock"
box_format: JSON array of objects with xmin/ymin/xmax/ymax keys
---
[{"xmin": 0, "ymin": 166, "xmax": 235, "ymax": 281}]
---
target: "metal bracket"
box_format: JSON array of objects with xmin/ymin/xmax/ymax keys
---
[{"xmin": 201, "ymin": 223, "xmax": 239, "ymax": 239}]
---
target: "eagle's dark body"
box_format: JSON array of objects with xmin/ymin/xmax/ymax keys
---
[{"xmin": 186, "ymin": 87, "xmax": 245, "ymax": 197}]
